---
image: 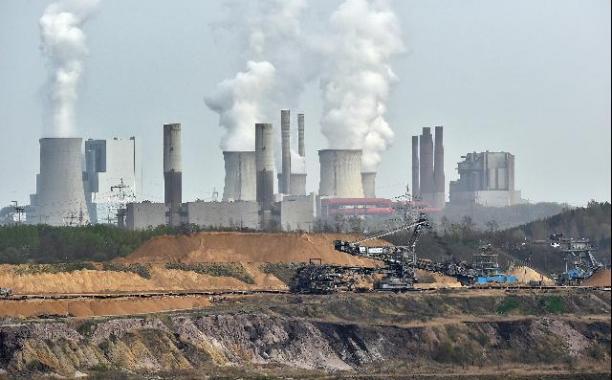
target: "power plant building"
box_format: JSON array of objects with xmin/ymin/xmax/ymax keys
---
[
  {"xmin": 280, "ymin": 193, "xmax": 318, "ymax": 231},
  {"xmin": 28, "ymin": 138, "xmax": 90, "ymax": 226},
  {"xmin": 125, "ymin": 202, "xmax": 167, "ymax": 230},
  {"xmin": 84, "ymin": 137, "xmax": 140, "ymax": 224},
  {"xmin": 184, "ymin": 201, "xmax": 259, "ymax": 230},
  {"xmin": 449, "ymin": 151, "xmax": 521, "ymax": 207}
]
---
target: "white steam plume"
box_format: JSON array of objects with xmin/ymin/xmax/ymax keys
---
[
  {"xmin": 320, "ymin": 0, "xmax": 404, "ymax": 172},
  {"xmin": 206, "ymin": 0, "xmax": 318, "ymax": 153},
  {"xmin": 39, "ymin": 0, "xmax": 99, "ymax": 137}
]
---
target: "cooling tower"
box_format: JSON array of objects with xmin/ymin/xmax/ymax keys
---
[
  {"xmin": 419, "ymin": 127, "xmax": 434, "ymax": 205},
  {"xmin": 411, "ymin": 135, "xmax": 420, "ymax": 199},
  {"xmin": 298, "ymin": 113, "xmax": 305, "ymax": 157},
  {"xmin": 318, "ymin": 149, "xmax": 364, "ymax": 198},
  {"xmin": 32, "ymin": 138, "xmax": 90, "ymax": 226},
  {"xmin": 163, "ymin": 123, "xmax": 182, "ymax": 227},
  {"xmin": 255, "ymin": 123, "xmax": 275, "ymax": 208},
  {"xmin": 433, "ymin": 126, "xmax": 446, "ymax": 209},
  {"xmin": 290, "ymin": 173, "xmax": 307, "ymax": 196},
  {"xmin": 222, "ymin": 151, "xmax": 256, "ymax": 201},
  {"xmin": 280, "ymin": 109, "xmax": 291, "ymax": 194},
  {"xmin": 361, "ymin": 172, "xmax": 377, "ymax": 198}
]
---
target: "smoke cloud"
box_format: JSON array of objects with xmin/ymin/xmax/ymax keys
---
[
  {"xmin": 320, "ymin": 0, "xmax": 404, "ymax": 172},
  {"xmin": 206, "ymin": 0, "xmax": 319, "ymax": 153},
  {"xmin": 39, "ymin": 0, "xmax": 99, "ymax": 137}
]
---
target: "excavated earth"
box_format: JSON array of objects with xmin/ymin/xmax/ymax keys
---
[{"xmin": 0, "ymin": 289, "xmax": 609, "ymax": 379}]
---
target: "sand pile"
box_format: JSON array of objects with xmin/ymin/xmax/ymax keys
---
[
  {"xmin": 120, "ymin": 232, "xmax": 381, "ymax": 266},
  {"xmin": 414, "ymin": 269, "xmax": 462, "ymax": 288},
  {"xmin": 582, "ymin": 268, "xmax": 611, "ymax": 287},
  {"xmin": 0, "ymin": 264, "xmax": 285, "ymax": 294},
  {"xmin": 509, "ymin": 266, "xmax": 555, "ymax": 285},
  {"xmin": 0, "ymin": 295, "xmax": 211, "ymax": 318}
]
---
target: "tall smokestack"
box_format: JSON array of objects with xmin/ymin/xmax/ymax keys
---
[
  {"xmin": 361, "ymin": 172, "xmax": 376, "ymax": 198},
  {"xmin": 163, "ymin": 123, "xmax": 182, "ymax": 227},
  {"xmin": 222, "ymin": 151, "xmax": 256, "ymax": 201},
  {"xmin": 319, "ymin": 149, "xmax": 364, "ymax": 198},
  {"xmin": 411, "ymin": 135, "xmax": 420, "ymax": 199},
  {"xmin": 29, "ymin": 138, "xmax": 90, "ymax": 226},
  {"xmin": 281, "ymin": 109, "xmax": 291, "ymax": 194},
  {"xmin": 298, "ymin": 113, "xmax": 305, "ymax": 157},
  {"xmin": 433, "ymin": 126, "xmax": 445, "ymax": 209},
  {"xmin": 255, "ymin": 123, "xmax": 275, "ymax": 209},
  {"xmin": 419, "ymin": 127, "xmax": 434, "ymax": 206}
]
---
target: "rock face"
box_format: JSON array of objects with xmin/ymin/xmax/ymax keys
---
[{"xmin": 0, "ymin": 313, "xmax": 610, "ymax": 378}]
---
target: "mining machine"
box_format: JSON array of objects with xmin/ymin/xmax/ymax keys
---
[{"xmin": 292, "ymin": 215, "xmax": 431, "ymax": 293}]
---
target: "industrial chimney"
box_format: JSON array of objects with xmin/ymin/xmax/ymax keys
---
[
  {"xmin": 255, "ymin": 123, "xmax": 275, "ymax": 209},
  {"xmin": 319, "ymin": 149, "xmax": 364, "ymax": 198},
  {"xmin": 361, "ymin": 172, "xmax": 376, "ymax": 198},
  {"xmin": 280, "ymin": 110, "xmax": 291, "ymax": 194},
  {"xmin": 419, "ymin": 127, "xmax": 434, "ymax": 206},
  {"xmin": 163, "ymin": 123, "xmax": 182, "ymax": 227},
  {"xmin": 433, "ymin": 126, "xmax": 445, "ymax": 209},
  {"xmin": 411, "ymin": 135, "xmax": 420, "ymax": 199},
  {"xmin": 298, "ymin": 113, "xmax": 305, "ymax": 157},
  {"xmin": 222, "ymin": 151, "xmax": 256, "ymax": 201},
  {"xmin": 29, "ymin": 138, "xmax": 90, "ymax": 226}
]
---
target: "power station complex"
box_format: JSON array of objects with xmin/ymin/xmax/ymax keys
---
[{"xmin": 25, "ymin": 113, "xmax": 522, "ymax": 229}]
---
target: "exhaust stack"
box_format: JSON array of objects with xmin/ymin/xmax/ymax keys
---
[
  {"xmin": 163, "ymin": 123, "xmax": 182, "ymax": 227},
  {"xmin": 298, "ymin": 113, "xmax": 305, "ymax": 157},
  {"xmin": 419, "ymin": 127, "xmax": 434, "ymax": 206},
  {"xmin": 433, "ymin": 126, "xmax": 445, "ymax": 209},
  {"xmin": 280, "ymin": 109, "xmax": 291, "ymax": 194},
  {"xmin": 255, "ymin": 123, "xmax": 275, "ymax": 209},
  {"xmin": 411, "ymin": 135, "xmax": 420, "ymax": 199}
]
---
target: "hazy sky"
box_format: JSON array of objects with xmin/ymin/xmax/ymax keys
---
[{"xmin": 0, "ymin": 0, "xmax": 610, "ymax": 208}]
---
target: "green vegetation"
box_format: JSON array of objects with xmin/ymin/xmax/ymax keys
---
[
  {"xmin": 0, "ymin": 224, "xmax": 199, "ymax": 264},
  {"xmin": 541, "ymin": 295, "xmax": 565, "ymax": 314},
  {"xmin": 13, "ymin": 262, "xmax": 96, "ymax": 275},
  {"xmin": 259, "ymin": 263, "xmax": 304, "ymax": 285},
  {"xmin": 165, "ymin": 262, "xmax": 255, "ymax": 284},
  {"xmin": 496, "ymin": 297, "xmax": 521, "ymax": 314},
  {"xmin": 101, "ymin": 262, "xmax": 152, "ymax": 279}
]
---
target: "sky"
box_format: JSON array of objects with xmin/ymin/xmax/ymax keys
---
[{"xmin": 0, "ymin": 0, "xmax": 610, "ymax": 208}]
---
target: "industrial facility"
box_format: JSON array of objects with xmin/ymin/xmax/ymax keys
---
[
  {"xmin": 22, "ymin": 110, "xmax": 526, "ymax": 231},
  {"xmin": 449, "ymin": 151, "xmax": 522, "ymax": 207},
  {"xmin": 411, "ymin": 126, "xmax": 446, "ymax": 210}
]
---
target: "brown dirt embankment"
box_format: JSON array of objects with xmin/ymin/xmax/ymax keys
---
[
  {"xmin": 0, "ymin": 264, "xmax": 285, "ymax": 295},
  {"xmin": 118, "ymin": 232, "xmax": 382, "ymax": 266},
  {"xmin": 583, "ymin": 268, "xmax": 611, "ymax": 287},
  {"xmin": 0, "ymin": 295, "xmax": 211, "ymax": 318}
]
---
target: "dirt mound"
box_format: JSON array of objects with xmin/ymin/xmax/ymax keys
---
[
  {"xmin": 414, "ymin": 269, "xmax": 462, "ymax": 288},
  {"xmin": 0, "ymin": 264, "xmax": 286, "ymax": 295},
  {"xmin": 0, "ymin": 295, "xmax": 211, "ymax": 318},
  {"xmin": 509, "ymin": 266, "xmax": 555, "ymax": 285},
  {"xmin": 120, "ymin": 232, "xmax": 381, "ymax": 266},
  {"xmin": 582, "ymin": 268, "xmax": 611, "ymax": 287}
]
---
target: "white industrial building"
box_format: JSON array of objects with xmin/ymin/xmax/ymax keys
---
[
  {"xmin": 125, "ymin": 202, "xmax": 166, "ymax": 230},
  {"xmin": 84, "ymin": 137, "xmax": 141, "ymax": 224},
  {"xmin": 280, "ymin": 193, "xmax": 319, "ymax": 232},
  {"xmin": 183, "ymin": 201, "xmax": 259, "ymax": 230}
]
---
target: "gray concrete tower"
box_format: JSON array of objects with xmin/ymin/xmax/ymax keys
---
[
  {"xmin": 298, "ymin": 113, "xmax": 305, "ymax": 157},
  {"xmin": 411, "ymin": 135, "xmax": 420, "ymax": 199},
  {"xmin": 319, "ymin": 149, "xmax": 364, "ymax": 198},
  {"xmin": 419, "ymin": 127, "xmax": 434, "ymax": 205},
  {"xmin": 163, "ymin": 123, "xmax": 182, "ymax": 227},
  {"xmin": 255, "ymin": 123, "xmax": 275, "ymax": 209},
  {"xmin": 28, "ymin": 138, "xmax": 90, "ymax": 226},
  {"xmin": 433, "ymin": 126, "xmax": 446, "ymax": 209},
  {"xmin": 361, "ymin": 172, "xmax": 377, "ymax": 198},
  {"xmin": 222, "ymin": 151, "xmax": 256, "ymax": 201},
  {"xmin": 280, "ymin": 109, "xmax": 291, "ymax": 194}
]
